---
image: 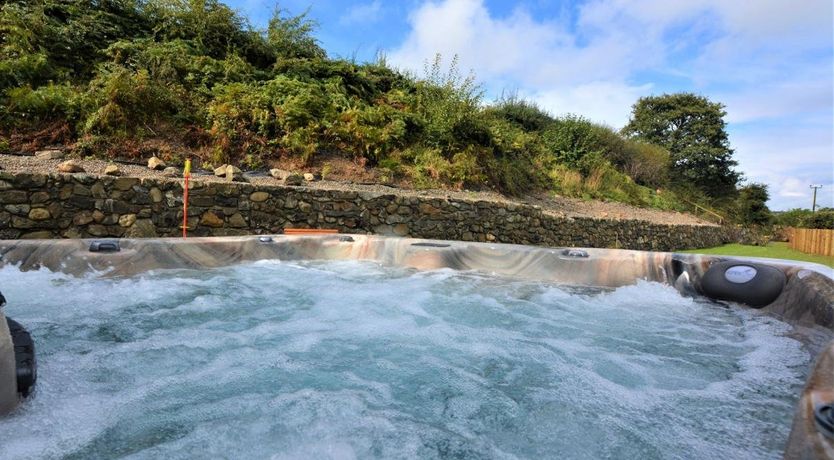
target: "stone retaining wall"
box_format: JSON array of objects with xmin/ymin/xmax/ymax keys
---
[{"xmin": 0, "ymin": 171, "xmax": 732, "ymax": 251}]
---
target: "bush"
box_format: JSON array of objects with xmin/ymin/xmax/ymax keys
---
[
  {"xmin": 803, "ymin": 211, "xmax": 834, "ymax": 229},
  {"xmin": 488, "ymin": 94, "xmax": 554, "ymax": 132},
  {"xmin": 2, "ymin": 83, "xmax": 79, "ymax": 126},
  {"xmin": 620, "ymin": 141, "xmax": 670, "ymax": 188},
  {"xmin": 81, "ymin": 65, "xmax": 175, "ymax": 136},
  {"xmin": 541, "ymin": 115, "xmax": 602, "ymax": 168}
]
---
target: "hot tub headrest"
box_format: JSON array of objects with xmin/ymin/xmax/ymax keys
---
[{"xmin": 699, "ymin": 260, "xmax": 787, "ymax": 308}]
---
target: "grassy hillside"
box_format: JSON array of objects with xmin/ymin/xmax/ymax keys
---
[{"xmin": 0, "ymin": 0, "xmax": 683, "ymax": 210}]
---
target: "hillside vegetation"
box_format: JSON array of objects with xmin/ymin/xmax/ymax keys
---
[{"xmin": 0, "ymin": 0, "xmax": 736, "ymax": 213}]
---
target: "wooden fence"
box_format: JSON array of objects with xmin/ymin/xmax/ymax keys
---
[{"xmin": 787, "ymin": 227, "xmax": 834, "ymax": 257}]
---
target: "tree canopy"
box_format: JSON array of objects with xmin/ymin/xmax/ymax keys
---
[
  {"xmin": 736, "ymin": 183, "xmax": 772, "ymax": 226},
  {"xmin": 621, "ymin": 93, "xmax": 740, "ymax": 203}
]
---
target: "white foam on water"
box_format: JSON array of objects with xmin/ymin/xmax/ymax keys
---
[{"xmin": 0, "ymin": 262, "xmax": 816, "ymax": 459}]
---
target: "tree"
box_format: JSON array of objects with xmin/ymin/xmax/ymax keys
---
[
  {"xmin": 737, "ymin": 183, "xmax": 772, "ymax": 226},
  {"xmin": 621, "ymin": 93, "xmax": 740, "ymax": 203}
]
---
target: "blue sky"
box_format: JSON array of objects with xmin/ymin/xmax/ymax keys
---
[{"xmin": 227, "ymin": 0, "xmax": 833, "ymax": 211}]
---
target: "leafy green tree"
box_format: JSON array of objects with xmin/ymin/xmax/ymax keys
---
[
  {"xmin": 621, "ymin": 93, "xmax": 740, "ymax": 202},
  {"xmin": 737, "ymin": 182, "xmax": 772, "ymax": 226}
]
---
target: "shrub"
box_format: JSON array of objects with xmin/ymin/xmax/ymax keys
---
[
  {"xmin": 541, "ymin": 115, "xmax": 602, "ymax": 168},
  {"xmin": 488, "ymin": 93, "xmax": 554, "ymax": 132},
  {"xmin": 620, "ymin": 140, "xmax": 670, "ymax": 188},
  {"xmin": 81, "ymin": 65, "xmax": 175, "ymax": 136},
  {"xmin": 803, "ymin": 211, "xmax": 834, "ymax": 229},
  {"xmin": 2, "ymin": 83, "xmax": 79, "ymax": 126}
]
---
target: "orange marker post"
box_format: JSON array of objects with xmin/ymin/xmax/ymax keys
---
[{"xmin": 182, "ymin": 158, "xmax": 191, "ymax": 239}]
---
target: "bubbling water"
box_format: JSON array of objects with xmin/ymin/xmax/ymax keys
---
[{"xmin": 0, "ymin": 260, "xmax": 812, "ymax": 459}]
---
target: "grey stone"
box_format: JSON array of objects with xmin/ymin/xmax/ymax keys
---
[
  {"xmin": 147, "ymin": 156, "xmax": 166, "ymax": 170},
  {"xmin": 162, "ymin": 167, "xmax": 179, "ymax": 177},
  {"xmin": 284, "ymin": 174, "xmax": 304, "ymax": 186},
  {"xmin": 35, "ymin": 149, "xmax": 64, "ymax": 160},
  {"xmin": 269, "ymin": 169, "xmax": 291, "ymax": 180},
  {"xmin": 214, "ymin": 165, "xmax": 229, "ymax": 177}
]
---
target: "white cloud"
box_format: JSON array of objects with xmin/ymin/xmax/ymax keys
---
[
  {"xmin": 387, "ymin": 0, "xmax": 832, "ymax": 209},
  {"xmin": 522, "ymin": 82, "xmax": 654, "ymax": 129},
  {"xmin": 339, "ymin": 1, "xmax": 383, "ymax": 25}
]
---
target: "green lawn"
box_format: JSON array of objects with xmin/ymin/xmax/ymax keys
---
[{"xmin": 681, "ymin": 242, "xmax": 834, "ymax": 268}]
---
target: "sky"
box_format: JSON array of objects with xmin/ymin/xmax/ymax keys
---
[{"xmin": 227, "ymin": 0, "xmax": 833, "ymax": 211}]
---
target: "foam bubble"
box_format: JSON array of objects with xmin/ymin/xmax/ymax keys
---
[{"xmin": 0, "ymin": 262, "xmax": 817, "ymax": 459}]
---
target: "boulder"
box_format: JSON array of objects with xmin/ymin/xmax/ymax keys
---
[
  {"xmin": 118, "ymin": 214, "xmax": 137, "ymax": 227},
  {"xmin": 303, "ymin": 173, "xmax": 317, "ymax": 182},
  {"xmin": 35, "ymin": 149, "xmax": 64, "ymax": 160},
  {"xmin": 124, "ymin": 219, "xmax": 158, "ymax": 238},
  {"xmin": 162, "ymin": 167, "xmax": 180, "ymax": 177},
  {"xmin": 104, "ymin": 163, "xmax": 121, "ymax": 176},
  {"xmin": 28, "ymin": 208, "xmax": 51, "ymax": 221},
  {"xmin": 57, "ymin": 160, "xmax": 85, "ymax": 173},
  {"xmin": 214, "ymin": 164, "xmax": 229, "ymax": 177},
  {"xmin": 250, "ymin": 192, "xmax": 270, "ymax": 202},
  {"xmin": 147, "ymin": 156, "xmax": 166, "ymax": 170},
  {"xmin": 269, "ymin": 169, "xmax": 291, "ymax": 180},
  {"xmin": 284, "ymin": 173, "xmax": 304, "ymax": 186},
  {"xmin": 200, "ymin": 211, "xmax": 224, "ymax": 228},
  {"xmin": 225, "ymin": 165, "xmax": 247, "ymax": 182}
]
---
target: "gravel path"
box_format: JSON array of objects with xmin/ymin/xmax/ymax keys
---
[{"xmin": 0, "ymin": 153, "xmax": 717, "ymax": 227}]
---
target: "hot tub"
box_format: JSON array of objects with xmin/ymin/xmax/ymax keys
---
[{"xmin": 0, "ymin": 235, "xmax": 832, "ymax": 458}]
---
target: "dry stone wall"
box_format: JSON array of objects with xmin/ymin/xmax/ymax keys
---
[{"xmin": 0, "ymin": 171, "xmax": 732, "ymax": 251}]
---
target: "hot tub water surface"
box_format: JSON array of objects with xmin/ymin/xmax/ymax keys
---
[{"xmin": 0, "ymin": 259, "xmax": 813, "ymax": 459}]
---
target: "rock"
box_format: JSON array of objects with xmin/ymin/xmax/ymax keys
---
[
  {"xmin": 225, "ymin": 165, "xmax": 247, "ymax": 182},
  {"xmin": 20, "ymin": 231, "xmax": 53, "ymax": 239},
  {"xmin": 28, "ymin": 208, "xmax": 51, "ymax": 221},
  {"xmin": 118, "ymin": 214, "xmax": 137, "ymax": 227},
  {"xmin": 162, "ymin": 167, "xmax": 179, "ymax": 177},
  {"xmin": 113, "ymin": 177, "xmax": 139, "ymax": 191},
  {"xmin": 104, "ymin": 163, "xmax": 121, "ymax": 176},
  {"xmin": 200, "ymin": 211, "xmax": 224, "ymax": 228},
  {"xmin": 62, "ymin": 227, "xmax": 83, "ymax": 239},
  {"xmin": 72, "ymin": 211, "xmax": 95, "ymax": 226},
  {"xmin": 269, "ymin": 169, "xmax": 291, "ymax": 181},
  {"xmin": 149, "ymin": 187, "xmax": 163, "ymax": 203},
  {"xmin": 124, "ymin": 219, "xmax": 158, "ymax": 238},
  {"xmin": 303, "ymin": 173, "xmax": 317, "ymax": 182},
  {"xmin": 227, "ymin": 213, "xmax": 247, "ymax": 228},
  {"xmin": 249, "ymin": 191, "xmax": 269, "ymax": 202},
  {"xmin": 393, "ymin": 223, "xmax": 409, "ymax": 236},
  {"xmin": 4, "ymin": 204, "xmax": 29, "ymax": 215},
  {"xmin": 58, "ymin": 160, "xmax": 85, "ymax": 173},
  {"xmin": 214, "ymin": 165, "xmax": 229, "ymax": 177},
  {"xmin": 87, "ymin": 224, "xmax": 108, "ymax": 237},
  {"xmin": 30, "ymin": 192, "xmax": 49, "ymax": 204},
  {"xmin": 284, "ymin": 173, "xmax": 304, "ymax": 186},
  {"xmin": 35, "ymin": 149, "xmax": 64, "ymax": 160},
  {"xmin": 147, "ymin": 156, "xmax": 166, "ymax": 170}
]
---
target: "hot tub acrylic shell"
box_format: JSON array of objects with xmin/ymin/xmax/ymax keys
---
[{"xmin": 0, "ymin": 234, "xmax": 832, "ymax": 458}]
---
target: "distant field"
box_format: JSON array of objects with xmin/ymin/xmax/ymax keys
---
[{"xmin": 681, "ymin": 242, "xmax": 834, "ymax": 268}]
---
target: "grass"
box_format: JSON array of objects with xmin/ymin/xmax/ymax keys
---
[{"xmin": 681, "ymin": 242, "xmax": 834, "ymax": 268}]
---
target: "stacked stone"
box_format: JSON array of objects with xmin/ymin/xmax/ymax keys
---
[{"xmin": 0, "ymin": 171, "xmax": 732, "ymax": 251}]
